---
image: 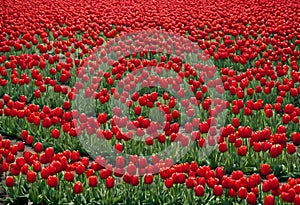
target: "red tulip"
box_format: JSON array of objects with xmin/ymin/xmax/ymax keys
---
[
  {"xmin": 47, "ymin": 175, "xmax": 59, "ymax": 188},
  {"xmin": 287, "ymin": 143, "xmax": 296, "ymax": 155},
  {"xmin": 75, "ymin": 163, "xmax": 85, "ymax": 175},
  {"xmin": 17, "ymin": 141, "xmax": 25, "ymax": 152},
  {"xmin": 51, "ymin": 129, "xmax": 60, "ymax": 139},
  {"xmin": 215, "ymin": 167, "xmax": 224, "ymax": 179},
  {"xmin": 64, "ymin": 171, "xmax": 74, "ymax": 182},
  {"xmin": 15, "ymin": 157, "xmax": 25, "ymax": 168},
  {"xmin": 100, "ymin": 169, "xmax": 111, "ymax": 179},
  {"xmin": 247, "ymin": 192, "xmax": 257, "ymax": 205},
  {"xmin": 20, "ymin": 130, "xmax": 28, "ymax": 140},
  {"xmin": 218, "ymin": 141, "xmax": 227, "ymax": 152},
  {"xmin": 228, "ymin": 188, "xmax": 237, "ymax": 197},
  {"xmin": 194, "ymin": 185, "xmax": 205, "ymax": 197},
  {"xmin": 185, "ymin": 177, "xmax": 196, "ymax": 188},
  {"xmin": 97, "ymin": 113, "xmax": 107, "ymax": 124},
  {"xmin": 88, "ymin": 176, "xmax": 98, "ymax": 188},
  {"xmin": 292, "ymin": 132, "xmax": 300, "ymax": 145},
  {"xmin": 25, "ymin": 135, "xmax": 33, "ymax": 145},
  {"xmin": 70, "ymin": 150, "xmax": 80, "ymax": 162},
  {"xmin": 45, "ymin": 147, "xmax": 54, "ymax": 158},
  {"xmin": 40, "ymin": 168, "xmax": 49, "ymax": 179},
  {"xmin": 264, "ymin": 195, "xmax": 275, "ymax": 205},
  {"xmin": 260, "ymin": 164, "xmax": 271, "ymax": 176},
  {"xmin": 165, "ymin": 178, "xmax": 173, "ymax": 188},
  {"xmin": 200, "ymin": 122, "xmax": 209, "ymax": 133},
  {"xmin": 237, "ymin": 145, "xmax": 247, "ymax": 156},
  {"xmin": 113, "ymin": 157, "xmax": 125, "ymax": 169},
  {"xmin": 26, "ymin": 171, "xmax": 36, "ymax": 183},
  {"xmin": 231, "ymin": 118, "xmax": 240, "ymax": 128},
  {"xmin": 33, "ymin": 161, "xmax": 41, "ymax": 172},
  {"xmin": 269, "ymin": 177, "xmax": 279, "ymax": 190},
  {"xmin": 73, "ymin": 181, "xmax": 83, "ymax": 194},
  {"xmin": 131, "ymin": 175, "xmax": 139, "ymax": 186},
  {"xmin": 144, "ymin": 174, "xmax": 153, "ymax": 185},
  {"xmin": 269, "ymin": 144, "xmax": 283, "ymax": 158},
  {"xmin": 5, "ymin": 176, "xmax": 15, "ymax": 187},
  {"xmin": 213, "ymin": 185, "xmax": 223, "ymax": 196}
]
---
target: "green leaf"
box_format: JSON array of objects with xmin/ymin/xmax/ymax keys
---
[{"xmin": 113, "ymin": 195, "xmax": 123, "ymax": 204}]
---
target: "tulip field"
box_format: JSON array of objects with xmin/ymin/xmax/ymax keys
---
[{"xmin": 1, "ymin": 0, "xmax": 300, "ymax": 204}]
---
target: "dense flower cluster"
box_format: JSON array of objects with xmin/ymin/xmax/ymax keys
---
[{"xmin": 0, "ymin": 0, "xmax": 300, "ymax": 204}]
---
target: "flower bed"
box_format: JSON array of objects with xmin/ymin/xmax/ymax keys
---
[{"xmin": 0, "ymin": 0, "xmax": 300, "ymax": 204}]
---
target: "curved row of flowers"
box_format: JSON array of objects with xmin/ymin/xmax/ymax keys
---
[{"xmin": 0, "ymin": 0, "xmax": 300, "ymax": 204}]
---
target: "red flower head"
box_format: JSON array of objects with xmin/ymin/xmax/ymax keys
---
[
  {"xmin": 73, "ymin": 181, "xmax": 83, "ymax": 194},
  {"xmin": 213, "ymin": 185, "xmax": 223, "ymax": 196},
  {"xmin": 88, "ymin": 175, "xmax": 98, "ymax": 187},
  {"xmin": 260, "ymin": 164, "xmax": 271, "ymax": 176},
  {"xmin": 144, "ymin": 174, "xmax": 154, "ymax": 185},
  {"xmin": 47, "ymin": 175, "xmax": 59, "ymax": 188},
  {"xmin": 5, "ymin": 176, "xmax": 15, "ymax": 187},
  {"xmin": 194, "ymin": 185, "xmax": 205, "ymax": 197},
  {"xmin": 106, "ymin": 176, "xmax": 115, "ymax": 188},
  {"xmin": 26, "ymin": 171, "xmax": 36, "ymax": 183}
]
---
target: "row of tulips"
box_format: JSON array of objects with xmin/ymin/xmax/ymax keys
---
[
  {"xmin": 0, "ymin": 94, "xmax": 300, "ymax": 177},
  {"xmin": 1, "ymin": 135, "xmax": 300, "ymax": 204}
]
